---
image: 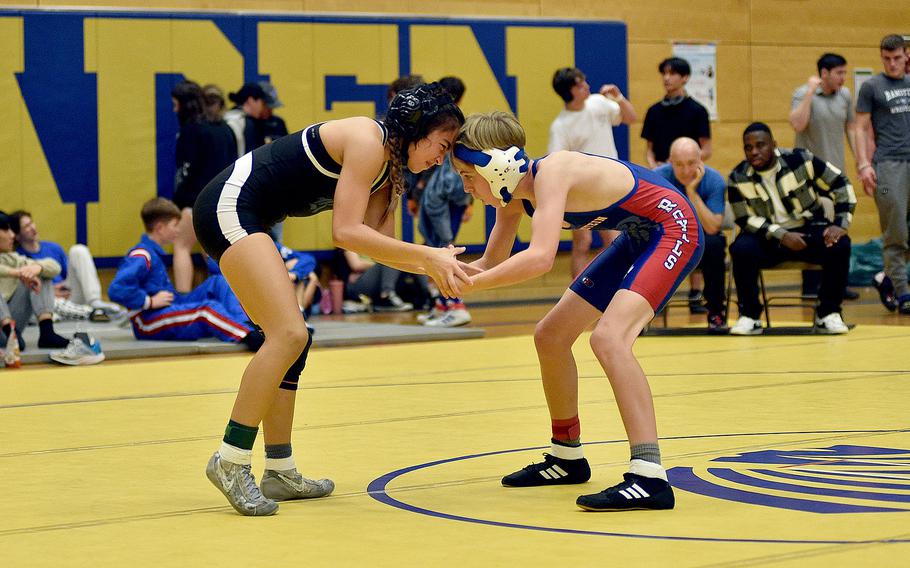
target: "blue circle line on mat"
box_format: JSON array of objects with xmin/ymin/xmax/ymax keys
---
[{"xmin": 366, "ymin": 429, "xmax": 910, "ymax": 545}]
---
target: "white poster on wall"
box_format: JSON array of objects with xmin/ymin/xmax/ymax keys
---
[
  {"xmin": 672, "ymin": 42, "xmax": 718, "ymax": 120},
  {"xmin": 853, "ymin": 68, "xmax": 874, "ymax": 103}
]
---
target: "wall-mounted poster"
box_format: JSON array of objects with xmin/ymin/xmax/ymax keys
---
[
  {"xmin": 853, "ymin": 68, "xmax": 874, "ymax": 104},
  {"xmin": 672, "ymin": 42, "xmax": 717, "ymax": 120}
]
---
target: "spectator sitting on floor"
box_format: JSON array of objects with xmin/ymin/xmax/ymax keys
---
[
  {"xmin": 108, "ymin": 198, "xmax": 264, "ymax": 350},
  {"xmin": 655, "ymin": 137, "xmax": 729, "ymax": 332},
  {"xmin": 11, "ymin": 210, "xmax": 125, "ymax": 322},
  {"xmin": 727, "ymin": 122, "xmax": 856, "ymax": 336},
  {"xmin": 332, "ymin": 249, "xmax": 415, "ymax": 312},
  {"xmin": 0, "ymin": 210, "xmax": 70, "ymax": 351},
  {"xmin": 207, "ymin": 240, "xmax": 321, "ymax": 317}
]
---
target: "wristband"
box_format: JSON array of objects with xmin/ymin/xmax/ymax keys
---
[{"xmin": 857, "ymin": 164, "xmax": 872, "ymax": 171}]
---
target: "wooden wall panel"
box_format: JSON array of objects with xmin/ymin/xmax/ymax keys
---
[
  {"xmin": 751, "ymin": 0, "xmax": 910, "ymax": 47},
  {"xmin": 3, "ymin": 0, "xmax": 900, "ymax": 240},
  {"xmin": 538, "ymin": 0, "xmax": 750, "ymax": 43}
]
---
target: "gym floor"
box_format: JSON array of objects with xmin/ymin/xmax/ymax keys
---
[{"xmin": 2, "ymin": 286, "xmax": 908, "ymax": 567}]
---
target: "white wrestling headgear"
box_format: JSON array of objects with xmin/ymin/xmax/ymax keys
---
[{"xmin": 453, "ymin": 144, "xmax": 530, "ymax": 207}]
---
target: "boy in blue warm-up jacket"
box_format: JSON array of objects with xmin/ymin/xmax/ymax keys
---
[{"xmin": 109, "ymin": 198, "xmax": 262, "ymax": 349}]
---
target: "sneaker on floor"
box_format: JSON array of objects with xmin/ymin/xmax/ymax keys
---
[
  {"xmin": 873, "ymin": 272, "xmax": 898, "ymax": 312},
  {"xmin": 89, "ymin": 308, "xmax": 111, "ymax": 323},
  {"xmin": 729, "ymin": 315, "xmax": 763, "ymax": 336},
  {"xmin": 814, "ymin": 312, "xmax": 849, "ymax": 334},
  {"xmin": 373, "ymin": 292, "xmax": 414, "ymax": 312},
  {"xmin": 92, "ymin": 300, "xmax": 126, "ymax": 319},
  {"xmin": 843, "ymin": 288, "xmax": 860, "ymax": 301},
  {"xmin": 261, "ymin": 469, "xmax": 335, "ymax": 501},
  {"xmin": 49, "ymin": 332, "xmax": 105, "ymax": 366},
  {"xmin": 424, "ymin": 307, "xmax": 471, "ymax": 327},
  {"xmin": 687, "ymin": 289, "xmax": 707, "ymax": 314},
  {"xmin": 899, "ymin": 294, "xmax": 910, "ymax": 316},
  {"xmin": 54, "ymin": 298, "xmax": 93, "ymax": 320},
  {"xmin": 342, "ymin": 300, "xmax": 370, "ymax": 314},
  {"xmin": 502, "ymin": 453, "xmax": 591, "ymax": 487},
  {"xmin": 576, "ymin": 473, "xmax": 675, "ymax": 512},
  {"xmin": 707, "ymin": 312, "xmax": 728, "ymax": 334},
  {"xmin": 417, "ymin": 304, "xmax": 446, "ymax": 324},
  {"xmin": 205, "ymin": 453, "xmax": 278, "ymax": 516}
]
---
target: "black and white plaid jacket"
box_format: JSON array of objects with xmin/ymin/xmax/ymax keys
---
[{"xmin": 727, "ymin": 148, "xmax": 856, "ymax": 240}]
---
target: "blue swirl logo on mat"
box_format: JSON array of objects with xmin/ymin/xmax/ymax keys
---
[{"xmin": 667, "ymin": 445, "xmax": 910, "ymax": 514}]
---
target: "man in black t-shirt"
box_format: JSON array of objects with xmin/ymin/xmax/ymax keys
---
[{"xmin": 641, "ymin": 57, "xmax": 712, "ymax": 168}]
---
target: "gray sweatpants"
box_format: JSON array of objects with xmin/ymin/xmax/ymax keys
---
[
  {"xmin": 347, "ymin": 264, "xmax": 400, "ymax": 300},
  {"xmin": 0, "ymin": 279, "xmax": 56, "ymax": 326},
  {"xmin": 874, "ymin": 160, "xmax": 910, "ymax": 297}
]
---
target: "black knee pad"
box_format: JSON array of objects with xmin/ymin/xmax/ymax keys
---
[{"xmin": 279, "ymin": 333, "xmax": 313, "ymax": 391}]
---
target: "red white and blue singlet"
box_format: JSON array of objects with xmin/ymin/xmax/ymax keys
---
[{"xmin": 523, "ymin": 155, "xmax": 704, "ymax": 313}]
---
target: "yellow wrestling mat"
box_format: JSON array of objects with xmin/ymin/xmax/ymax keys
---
[{"xmin": 2, "ymin": 326, "xmax": 908, "ymax": 567}]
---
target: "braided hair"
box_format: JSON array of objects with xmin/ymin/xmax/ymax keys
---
[{"xmin": 383, "ymin": 82, "xmax": 465, "ymax": 212}]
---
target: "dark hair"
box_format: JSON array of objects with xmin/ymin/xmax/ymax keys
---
[
  {"xmin": 552, "ymin": 67, "xmax": 584, "ymax": 103},
  {"xmin": 880, "ymin": 34, "xmax": 907, "ymax": 52},
  {"xmin": 8, "ymin": 209, "xmax": 31, "ymax": 234},
  {"xmin": 383, "ymin": 82, "xmax": 465, "ymax": 206},
  {"xmin": 228, "ymin": 82, "xmax": 268, "ymax": 106},
  {"xmin": 743, "ymin": 121, "xmax": 773, "ymax": 138},
  {"xmin": 201, "ymin": 84, "xmax": 227, "ymax": 122},
  {"xmin": 817, "ymin": 53, "xmax": 847, "ymax": 73},
  {"xmin": 439, "ymin": 76, "xmax": 466, "ymax": 105},
  {"xmin": 140, "ymin": 198, "xmax": 181, "ymax": 232},
  {"xmin": 0, "ymin": 210, "xmax": 10, "ymax": 231},
  {"xmin": 658, "ymin": 57, "xmax": 691, "ymax": 77},
  {"xmin": 171, "ymin": 80, "xmax": 205, "ymax": 125},
  {"xmin": 387, "ymin": 74, "xmax": 425, "ymax": 101}
]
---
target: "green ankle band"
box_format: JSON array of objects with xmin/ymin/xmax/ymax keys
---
[{"xmin": 223, "ymin": 420, "xmax": 258, "ymax": 450}]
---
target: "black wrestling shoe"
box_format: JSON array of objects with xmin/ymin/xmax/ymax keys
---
[
  {"xmin": 576, "ymin": 473, "xmax": 675, "ymax": 511},
  {"xmin": 501, "ymin": 453, "xmax": 591, "ymax": 487}
]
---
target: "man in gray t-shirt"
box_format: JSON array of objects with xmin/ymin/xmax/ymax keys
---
[
  {"xmin": 856, "ymin": 34, "xmax": 910, "ymax": 313},
  {"xmin": 789, "ymin": 53, "xmax": 857, "ymax": 171}
]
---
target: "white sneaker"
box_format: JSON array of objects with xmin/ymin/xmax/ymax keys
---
[
  {"xmin": 729, "ymin": 315, "xmax": 763, "ymax": 336},
  {"xmin": 417, "ymin": 305, "xmax": 446, "ymax": 323},
  {"xmin": 49, "ymin": 333, "xmax": 105, "ymax": 366},
  {"xmin": 342, "ymin": 300, "xmax": 369, "ymax": 314},
  {"xmin": 815, "ymin": 312, "xmax": 849, "ymax": 334},
  {"xmin": 424, "ymin": 307, "xmax": 471, "ymax": 327},
  {"xmin": 54, "ymin": 298, "xmax": 93, "ymax": 320}
]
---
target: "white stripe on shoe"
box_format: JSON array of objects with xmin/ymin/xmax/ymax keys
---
[{"xmin": 631, "ymin": 483, "xmax": 650, "ymax": 498}]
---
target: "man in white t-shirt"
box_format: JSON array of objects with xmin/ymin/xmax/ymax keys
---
[{"xmin": 549, "ymin": 67, "xmax": 637, "ymax": 277}]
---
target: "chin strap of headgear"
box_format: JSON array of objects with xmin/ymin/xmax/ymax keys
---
[{"xmin": 453, "ymin": 145, "xmax": 529, "ymax": 207}]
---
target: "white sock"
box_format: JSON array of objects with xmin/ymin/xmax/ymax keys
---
[
  {"xmin": 549, "ymin": 442, "xmax": 585, "ymax": 461},
  {"xmin": 219, "ymin": 442, "xmax": 252, "ymax": 465},
  {"xmin": 265, "ymin": 456, "xmax": 297, "ymax": 472},
  {"xmin": 629, "ymin": 458, "xmax": 667, "ymax": 481}
]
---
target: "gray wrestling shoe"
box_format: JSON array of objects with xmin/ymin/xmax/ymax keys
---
[
  {"xmin": 261, "ymin": 469, "xmax": 335, "ymax": 501},
  {"xmin": 205, "ymin": 453, "xmax": 278, "ymax": 516}
]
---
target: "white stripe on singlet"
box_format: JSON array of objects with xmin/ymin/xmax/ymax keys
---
[
  {"xmin": 301, "ymin": 127, "xmax": 340, "ymax": 179},
  {"xmin": 217, "ymin": 153, "xmax": 253, "ymax": 245},
  {"xmin": 302, "ymin": 122, "xmax": 389, "ymax": 191}
]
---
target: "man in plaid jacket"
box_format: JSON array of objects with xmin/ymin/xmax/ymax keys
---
[{"xmin": 727, "ymin": 122, "xmax": 856, "ymax": 335}]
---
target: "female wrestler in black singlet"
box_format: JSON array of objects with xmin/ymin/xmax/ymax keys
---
[{"xmin": 194, "ymin": 83, "xmax": 468, "ymax": 516}]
